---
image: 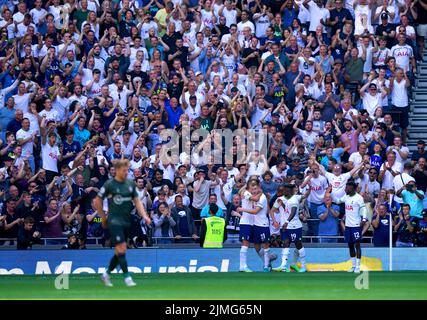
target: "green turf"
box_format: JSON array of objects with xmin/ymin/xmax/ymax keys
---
[{"xmin": 0, "ymin": 272, "xmax": 426, "ymax": 300}]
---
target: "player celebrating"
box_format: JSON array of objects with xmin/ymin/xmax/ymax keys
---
[
  {"xmin": 237, "ymin": 180, "xmax": 257, "ymax": 272},
  {"xmin": 95, "ymin": 159, "xmax": 152, "ymax": 287},
  {"xmin": 237, "ymin": 181, "xmax": 272, "ymax": 272},
  {"xmin": 341, "ymin": 181, "xmax": 369, "ymax": 273},
  {"xmin": 270, "ymin": 183, "xmax": 308, "ymax": 273}
]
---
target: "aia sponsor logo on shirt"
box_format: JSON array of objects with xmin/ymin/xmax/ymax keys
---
[
  {"xmin": 345, "ymin": 204, "xmax": 354, "ymax": 211},
  {"xmin": 395, "ymin": 51, "xmax": 410, "ymax": 57},
  {"xmin": 49, "ymin": 152, "xmax": 58, "ymax": 160}
]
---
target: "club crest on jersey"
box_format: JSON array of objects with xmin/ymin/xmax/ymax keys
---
[{"xmin": 345, "ymin": 205, "xmax": 354, "ymax": 211}]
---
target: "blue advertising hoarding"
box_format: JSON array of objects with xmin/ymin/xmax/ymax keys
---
[{"xmin": 0, "ymin": 248, "xmax": 426, "ymax": 275}]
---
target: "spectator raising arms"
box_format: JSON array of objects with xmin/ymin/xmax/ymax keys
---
[{"xmin": 0, "ymin": 0, "xmax": 424, "ymax": 250}]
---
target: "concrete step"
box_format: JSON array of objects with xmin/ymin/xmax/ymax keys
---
[
  {"xmin": 410, "ymin": 120, "xmax": 427, "ymax": 126},
  {"xmin": 410, "ymin": 107, "xmax": 427, "ymax": 110},
  {"xmin": 409, "ymin": 110, "xmax": 427, "ymax": 115},
  {"xmin": 406, "ymin": 132, "xmax": 427, "ymax": 139}
]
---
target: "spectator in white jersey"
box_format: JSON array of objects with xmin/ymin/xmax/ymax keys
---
[{"xmin": 0, "ymin": 0, "xmax": 422, "ymax": 250}]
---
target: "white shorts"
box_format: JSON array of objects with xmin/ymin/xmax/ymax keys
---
[{"xmin": 417, "ymin": 24, "xmax": 427, "ymax": 38}]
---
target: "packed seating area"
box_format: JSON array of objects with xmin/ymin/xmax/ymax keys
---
[{"xmin": 0, "ymin": 0, "xmax": 426, "ymax": 250}]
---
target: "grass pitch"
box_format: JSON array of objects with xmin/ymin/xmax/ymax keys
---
[{"xmin": 0, "ymin": 272, "xmax": 426, "ymax": 300}]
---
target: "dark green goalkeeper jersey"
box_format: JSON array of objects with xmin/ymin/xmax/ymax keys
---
[{"xmin": 97, "ymin": 178, "xmax": 138, "ymax": 225}]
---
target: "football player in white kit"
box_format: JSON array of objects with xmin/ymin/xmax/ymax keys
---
[
  {"xmin": 269, "ymin": 183, "xmax": 308, "ymax": 272},
  {"xmin": 340, "ymin": 181, "xmax": 370, "ymax": 273},
  {"xmin": 237, "ymin": 179, "xmax": 261, "ymax": 272},
  {"xmin": 237, "ymin": 181, "xmax": 273, "ymax": 272}
]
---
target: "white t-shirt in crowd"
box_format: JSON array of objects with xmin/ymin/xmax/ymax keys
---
[
  {"xmin": 325, "ymin": 172, "xmax": 352, "ymax": 203},
  {"xmin": 386, "ymin": 145, "xmax": 410, "ymax": 167},
  {"xmin": 348, "ymin": 152, "xmax": 364, "ymax": 167},
  {"xmin": 12, "ymin": 93, "xmax": 31, "ymax": 113},
  {"xmin": 16, "ymin": 129, "xmax": 34, "ymax": 158},
  {"xmin": 362, "ymin": 92, "xmax": 382, "ymax": 117},
  {"xmin": 42, "ymin": 142, "xmax": 60, "ymax": 172},
  {"xmin": 222, "ymin": 7, "xmax": 238, "ymax": 27},
  {"xmin": 307, "ymin": 1, "xmax": 330, "ymax": 32},
  {"xmin": 391, "ymin": 79, "xmax": 408, "ymax": 107},
  {"xmin": 379, "ymin": 161, "xmax": 403, "ymax": 190},
  {"xmin": 270, "ymin": 165, "xmax": 288, "ymax": 181}
]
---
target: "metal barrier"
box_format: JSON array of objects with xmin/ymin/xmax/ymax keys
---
[
  {"xmin": 1, "ymin": 235, "xmax": 374, "ymax": 247},
  {"xmin": 0, "ymin": 216, "xmax": 382, "ymax": 247},
  {"xmin": 0, "ymin": 237, "xmax": 105, "ymax": 246}
]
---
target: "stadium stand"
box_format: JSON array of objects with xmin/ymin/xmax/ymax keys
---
[{"xmin": 0, "ymin": 0, "xmax": 427, "ymax": 251}]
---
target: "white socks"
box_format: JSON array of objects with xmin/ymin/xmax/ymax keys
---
[
  {"xmin": 240, "ymin": 246, "xmax": 248, "ymax": 270},
  {"xmin": 351, "ymin": 257, "xmax": 356, "ymax": 267},
  {"xmin": 264, "ymin": 248, "xmax": 270, "ymax": 268},
  {"xmin": 356, "ymin": 258, "xmax": 361, "ymax": 268},
  {"xmin": 298, "ymin": 248, "xmax": 306, "ymax": 268},
  {"xmin": 280, "ymin": 248, "xmax": 290, "ymax": 268}
]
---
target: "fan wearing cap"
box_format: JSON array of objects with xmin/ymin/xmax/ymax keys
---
[
  {"xmin": 359, "ymin": 78, "xmax": 387, "ymax": 118},
  {"xmin": 339, "ymin": 181, "xmax": 369, "ymax": 273},
  {"xmin": 376, "ymin": 17, "xmax": 394, "ymax": 48}
]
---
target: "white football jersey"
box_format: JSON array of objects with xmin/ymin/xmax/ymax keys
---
[
  {"xmin": 240, "ymin": 190, "xmax": 254, "ymax": 226},
  {"xmin": 253, "ymin": 193, "xmax": 269, "ymax": 227},
  {"xmin": 343, "ymin": 193, "xmax": 367, "ymax": 227},
  {"xmin": 307, "ymin": 175, "xmax": 329, "ymax": 204},
  {"xmin": 325, "ymin": 172, "xmax": 352, "ymax": 203},
  {"xmin": 273, "ymin": 195, "xmax": 302, "ymax": 230}
]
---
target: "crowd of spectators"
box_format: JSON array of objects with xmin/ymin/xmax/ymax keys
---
[{"xmin": 0, "ymin": 0, "xmax": 426, "ymax": 249}]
